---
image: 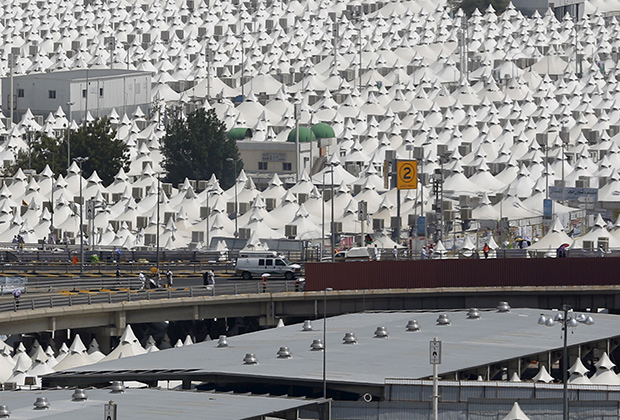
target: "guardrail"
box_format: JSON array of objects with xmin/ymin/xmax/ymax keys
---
[{"xmin": 1, "ymin": 281, "xmax": 304, "ymax": 314}]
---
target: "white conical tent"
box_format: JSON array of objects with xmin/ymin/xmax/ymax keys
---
[
  {"xmin": 53, "ymin": 334, "xmax": 94, "ymax": 371},
  {"xmin": 528, "ymin": 218, "xmax": 573, "ymax": 255},
  {"xmin": 568, "ymin": 358, "xmax": 592, "ymax": 384},
  {"xmin": 590, "ymin": 352, "xmax": 620, "ymax": 385},
  {"xmin": 532, "ymin": 365, "xmax": 554, "ymax": 383},
  {"xmin": 100, "ymin": 325, "xmax": 146, "ymax": 361},
  {"xmin": 502, "ymin": 402, "xmax": 531, "ymax": 420}
]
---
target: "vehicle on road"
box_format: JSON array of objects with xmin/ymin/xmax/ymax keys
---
[
  {"xmin": 235, "ymin": 251, "xmax": 302, "ymax": 280},
  {"xmin": 321, "ymin": 247, "xmax": 371, "ymax": 262}
]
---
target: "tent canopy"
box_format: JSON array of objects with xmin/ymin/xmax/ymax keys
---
[
  {"xmin": 287, "ymin": 127, "xmax": 316, "ymax": 143},
  {"xmin": 227, "ymin": 128, "xmax": 253, "ymax": 140},
  {"xmin": 311, "ymin": 123, "xmax": 335, "ymax": 139}
]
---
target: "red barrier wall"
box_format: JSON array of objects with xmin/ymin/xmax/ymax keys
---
[{"xmin": 304, "ymin": 258, "xmax": 620, "ymax": 291}]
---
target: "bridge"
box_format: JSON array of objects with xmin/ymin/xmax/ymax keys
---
[{"xmin": 1, "ymin": 282, "xmax": 619, "ymax": 352}]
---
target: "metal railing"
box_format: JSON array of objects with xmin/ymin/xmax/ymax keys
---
[{"xmin": 2, "ymin": 280, "xmax": 305, "ymax": 314}]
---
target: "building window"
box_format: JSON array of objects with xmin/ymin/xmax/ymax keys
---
[
  {"xmin": 82, "ymin": 89, "xmax": 86, "ymax": 98},
  {"xmin": 99, "ymin": 88, "xmax": 104, "ymax": 97},
  {"xmin": 282, "ymin": 162, "xmax": 292, "ymax": 171},
  {"xmin": 17, "ymin": 89, "xmax": 24, "ymax": 98},
  {"xmin": 48, "ymin": 90, "xmax": 56, "ymax": 99},
  {"xmin": 258, "ymin": 162, "xmax": 268, "ymax": 170}
]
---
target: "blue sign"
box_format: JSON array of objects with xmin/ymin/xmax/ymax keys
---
[
  {"xmin": 543, "ymin": 199, "xmax": 553, "ymax": 219},
  {"xmin": 417, "ymin": 216, "xmax": 426, "ymax": 237}
]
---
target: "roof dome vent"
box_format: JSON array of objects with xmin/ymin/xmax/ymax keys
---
[
  {"xmin": 0, "ymin": 404, "xmax": 10, "ymax": 418},
  {"xmin": 243, "ymin": 353, "xmax": 258, "ymax": 365},
  {"xmin": 497, "ymin": 301, "xmax": 511, "ymax": 312},
  {"xmin": 406, "ymin": 320, "xmax": 420, "ymax": 332},
  {"xmin": 343, "ymin": 332, "xmax": 357, "ymax": 344},
  {"xmin": 71, "ymin": 389, "xmax": 88, "ymax": 401},
  {"xmin": 217, "ymin": 335, "xmax": 229, "ymax": 348},
  {"xmin": 467, "ymin": 308, "xmax": 481, "ymax": 319},
  {"xmin": 110, "ymin": 381, "xmax": 125, "ymax": 393},
  {"xmin": 374, "ymin": 327, "xmax": 388, "ymax": 338},
  {"xmin": 436, "ymin": 314, "xmax": 451, "ymax": 325},
  {"xmin": 33, "ymin": 397, "xmax": 50, "ymax": 410},
  {"xmin": 302, "ymin": 320, "xmax": 313, "ymax": 331},
  {"xmin": 277, "ymin": 346, "xmax": 292, "ymax": 358},
  {"xmin": 310, "ymin": 339, "xmax": 324, "ymax": 351},
  {"xmin": 538, "ymin": 314, "xmax": 547, "ymax": 325},
  {"xmin": 585, "ymin": 316, "xmax": 594, "ymax": 325}
]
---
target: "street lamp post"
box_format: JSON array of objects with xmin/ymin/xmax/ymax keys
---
[
  {"xmin": 67, "ymin": 102, "xmax": 74, "ymax": 169},
  {"xmin": 328, "ymin": 163, "xmax": 335, "ymax": 261},
  {"xmin": 538, "ymin": 304, "xmax": 594, "ymax": 420},
  {"xmin": 44, "ymin": 150, "xmax": 56, "ymax": 233},
  {"xmin": 322, "ymin": 287, "xmax": 333, "ymax": 399},
  {"xmin": 156, "ymin": 172, "xmax": 161, "ymax": 274},
  {"xmin": 226, "ymin": 158, "xmax": 239, "ymax": 237},
  {"xmin": 74, "ymin": 156, "xmax": 88, "ymax": 275}
]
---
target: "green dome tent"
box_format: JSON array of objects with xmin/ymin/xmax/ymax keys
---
[
  {"xmin": 311, "ymin": 123, "xmax": 335, "ymax": 139},
  {"xmin": 227, "ymin": 128, "xmax": 253, "ymax": 140},
  {"xmin": 287, "ymin": 127, "xmax": 316, "ymax": 143}
]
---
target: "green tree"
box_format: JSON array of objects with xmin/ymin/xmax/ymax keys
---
[
  {"xmin": 161, "ymin": 108, "xmax": 242, "ymax": 189},
  {"xmin": 3, "ymin": 117, "xmax": 129, "ymax": 185},
  {"xmin": 457, "ymin": 0, "xmax": 508, "ymax": 16}
]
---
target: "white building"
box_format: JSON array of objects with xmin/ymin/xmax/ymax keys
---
[{"xmin": 1, "ymin": 69, "xmax": 152, "ymax": 124}]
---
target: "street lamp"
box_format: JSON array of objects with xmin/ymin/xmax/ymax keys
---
[
  {"xmin": 67, "ymin": 102, "xmax": 74, "ymax": 169},
  {"xmin": 74, "ymin": 156, "xmax": 88, "ymax": 275},
  {"xmin": 226, "ymin": 158, "xmax": 239, "ymax": 237},
  {"xmin": 322, "ymin": 287, "xmax": 333, "ymax": 399},
  {"xmin": 156, "ymin": 171, "xmax": 161, "ymax": 274},
  {"xmin": 325, "ymin": 162, "xmax": 336, "ymax": 261},
  {"xmin": 538, "ymin": 304, "xmax": 594, "ymax": 420}
]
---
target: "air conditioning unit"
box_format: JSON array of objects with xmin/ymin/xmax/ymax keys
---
[
  {"xmin": 442, "ymin": 201, "xmax": 453, "ymax": 211},
  {"xmin": 583, "ymin": 241, "xmax": 594, "ymax": 251},
  {"xmin": 200, "ymin": 206, "xmax": 210, "ymax": 219},
  {"xmin": 136, "ymin": 216, "xmax": 148, "ymax": 229},
  {"xmin": 191, "ymin": 231, "xmax": 205, "ymax": 242},
  {"xmin": 298, "ymin": 193, "xmax": 308, "ymax": 204},
  {"xmin": 144, "ymin": 234, "xmax": 156, "ymax": 246},
  {"xmin": 373, "ymin": 219, "xmax": 384, "ymax": 230},
  {"xmin": 443, "ymin": 210, "xmax": 455, "ymax": 221},
  {"xmin": 164, "ymin": 212, "xmax": 175, "ymax": 223},
  {"xmin": 132, "ymin": 187, "xmax": 143, "ymax": 199},
  {"xmin": 408, "ymin": 214, "xmax": 416, "ymax": 226},
  {"xmin": 112, "ymin": 193, "xmax": 122, "ymax": 203},
  {"xmin": 285, "ymin": 225, "xmax": 297, "ymax": 238},
  {"xmin": 238, "ymin": 228, "xmax": 251, "ymax": 239},
  {"xmin": 265, "ymin": 198, "xmax": 276, "ymax": 211},
  {"xmin": 227, "ymin": 202, "xmax": 235, "ymax": 214},
  {"xmin": 460, "ymin": 208, "xmax": 472, "ymax": 220},
  {"xmin": 161, "ymin": 183, "xmax": 173, "ymax": 195},
  {"xmin": 598, "ymin": 237, "xmax": 609, "ymax": 252},
  {"xmin": 333, "ymin": 222, "xmax": 342, "ymax": 233},
  {"xmin": 238, "ymin": 202, "xmax": 249, "ymax": 214},
  {"xmin": 390, "ymin": 216, "xmax": 401, "ymax": 228},
  {"xmin": 459, "ymin": 195, "xmax": 471, "ymax": 207},
  {"xmin": 197, "ymin": 180, "xmax": 208, "ymax": 192}
]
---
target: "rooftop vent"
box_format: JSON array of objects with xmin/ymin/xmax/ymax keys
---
[
  {"xmin": 302, "ymin": 320, "xmax": 313, "ymax": 331},
  {"xmin": 436, "ymin": 314, "xmax": 451, "ymax": 326},
  {"xmin": 537, "ymin": 314, "xmax": 547, "ymax": 325},
  {"xmin": 406, "ymin": 320, "xmax": 420, "ymax": 332},
  {"xmin": 374, "ymin": 327, "xmax": 388, "ymax": 338},
  {"xmin": 243, "ymin": 353, "xmax": 258, "ymax": 365},
  {"xmin": 33, "ymin": 397, "xmax": 49, "ymax": 410},
  {"xmin": 71, "ymin": 389, "xmax": 88, "ymax": 401},
  {"xmin": 277, "ymin": 346, "xmax": 292, "ymax": 358},
  {"xmin": 110, "ymin": 381, "xmax": 125, "ymax": 393},
  {"xmin": 342, "ymin": 332, "xmax": 357, "ymax": 344},
  {"xmin": 310, "ymin": 339, "xmax": 324, "ymax": 351},
  {"xmin": 497, "ymin": 301, "xmax": 511, "ymax": 312},
  {"xmin": 217, "ymin": 335, "xmax": 229, "ymax": 348},
  {"xmin": 0, "ymin": 405, "xmax": 10, "ymax": 418},
  {"xmin": 467, "ymin": 308, "xmax": 481, "ymax": 319},
  {"xmin": 576, "ymin": 314, "xmax": 594, "ymax": 325}
]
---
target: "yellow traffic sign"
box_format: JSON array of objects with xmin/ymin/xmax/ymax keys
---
[{"xmin": 396, "ymin": 160, "xmax": 418, "ymax": 190}]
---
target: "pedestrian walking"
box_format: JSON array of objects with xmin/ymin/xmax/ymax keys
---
[
  {"xmin": 373, "ymin": 244, "xmax": 379, "ymax": 261},
  {"xmin": 483, "ymin": 243, "xmax": 490, "ymax": 259},
  {"xmin": 12, "ymin": 288, "xmax": 21, "ymax": 310},
  {"xmin": 392, "ymin": 245, "xmax": 398, "ymax": 261},
  {"xmin": 203, "ymin": 271, "xmax": 209, "ymax": 286},
  {"xmin": 207, "ymin": 270, "xmax": 215, "ymax": 287},
  {"xmin": 138, "ymin": 271, "xmax": 146, "ymax": 289},
  {"xmin": 166, "ymin": 270, "xmax": 173, "ymax": 287}
]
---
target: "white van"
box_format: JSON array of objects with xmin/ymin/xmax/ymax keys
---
[{"xmin": 235, "ymin": 251, "xmax": 302, "ymax": 280}]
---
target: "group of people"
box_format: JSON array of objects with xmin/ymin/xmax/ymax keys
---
[
  {"xmin": 12, "ymin": 235, "xmax": 24, "ymax": 254},
  {"xmin": 138, "ymin": 269, "xmax": 174, "ymax": 289}
]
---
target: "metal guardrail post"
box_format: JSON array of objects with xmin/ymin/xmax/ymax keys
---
[
  {"xmin": 31, "ymin": 299, "xmax": 34, "ymax": 310},
  {"xmin": 108, "ymin": 293, "xmax": 112, "ymax": 304},
  {"xmin": 190, "ymin": 287, "xmax": 194, "ymax": 298},
  {"xmin": 49, "ymin": 297, "xmax": 53, "ymax": 308},
  {"xmin": 88, "ymin": 295, "xmax": 91, "ymax": 305},
  {"xmin": 234, "ymin": 284, "xmax": 238, "ymax": 295},
  {"xmin": 69, "ymin": 295, "xmax": 72, "ymax": 306}
]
